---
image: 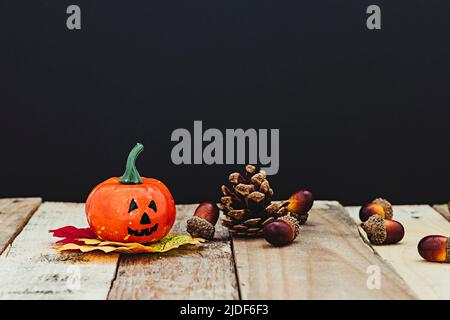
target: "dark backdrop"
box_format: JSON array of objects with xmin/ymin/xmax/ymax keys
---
[{"xmin": 1, "ymin": 0, "xmax": 449, "ymax": 205}]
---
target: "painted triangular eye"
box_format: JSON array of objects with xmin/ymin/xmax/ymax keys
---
[
  {"xmin": 148, "ymin": 200, "xmax": 157, "ymax": 212},
  {"xmin": 128, "ymin": 199, "xmax": 138, "ymax": 213}
]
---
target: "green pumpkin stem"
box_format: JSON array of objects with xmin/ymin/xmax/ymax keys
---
[{"xmin": 119, "ymin": 143, "xmax": 144, "ymax": 184}]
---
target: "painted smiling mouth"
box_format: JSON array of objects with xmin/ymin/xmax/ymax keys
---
[{"xmin": 128, "ymin": 223, "xmax": 159, "ymax": 237}]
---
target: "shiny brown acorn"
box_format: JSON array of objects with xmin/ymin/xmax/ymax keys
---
[
  {"xmin": 418, "ymin": 235, "xmax": 450, "ymax": 263},
  {"xmin": 263, "ymin": 215, "xmax": 300, "ymax": 246},
  {"xmin": 359, "ymin": 198, "xmax": 393, "ymax": 222},
  {"xmin": 287, "ymin": 189, "xmax": 314, "ymax": 225},
  {"xmin": 361, "ymin": 215, "xmax": 404, "ymax": 245},
  {"xmin": 186, "ymin": 202, "xmax": 219, "ymax": 240}
]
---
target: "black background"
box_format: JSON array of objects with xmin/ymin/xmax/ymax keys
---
[{"xmin": 1, "ymin": 0, "xmax": 449, "ymax": 205}]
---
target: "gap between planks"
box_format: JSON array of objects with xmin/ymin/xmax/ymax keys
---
[
  {"xmin": 433, "ymin": 204, "xmax": 450, "ymax": 222},
  {"xmin": 346, "ymin": 205, "xmax": 450, "ymax": 300},
  {"xmin": 231, "ymin": 201, "xmax": 416, "ymax": 300},
  {"xmin": 0, "ymin": 198, "xmax": 42, "ymax": 255}
]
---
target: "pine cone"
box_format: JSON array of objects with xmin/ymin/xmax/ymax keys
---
[{"xmin": 219, "ymin": 165, "xmax": 288, "ymax": 237}]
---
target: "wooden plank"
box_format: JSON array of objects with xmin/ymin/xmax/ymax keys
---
[
  {"xmin": 0, "ymin": 202, "xmax": 120, "ymax": 299},
  {"xmin": 108, "ymin": 204, "xmax": 239, "ymax": 300},
  {"xmin": 232, "ymin": 201, "xmax": 415, "ymax": 300},
  {"xmin": 0, "ymin": 198, "xmax": 42, "ymax": 254},
  {"xmin": 433, "ymin": 204, "xmax": 450, "ymax": 222},
  {"xmin": 346, "ymin": 205, "xmax": 450, "ymax": 300}
]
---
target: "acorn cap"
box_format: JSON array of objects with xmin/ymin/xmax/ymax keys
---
[
  {"xmin": 372, "ymin": 198, "xmax": 393, "ymax": 220},
  {"xmin": 186, "ymin": 216, "xmax": 215, "ymax": 240},
  {"xmin": 361, "ymin": 215, "xmax": 387, "ymax": 245},
  {"xmin": 447, "ymin": 238, "xmax": 450, "ymax": 263},
  {"xmin": 290, "ymin": 212, "xmax": 309, "ymax": 225},
  {"xmin": 279, "ymin": 215, "xmax": 300, "ymax": 239}
]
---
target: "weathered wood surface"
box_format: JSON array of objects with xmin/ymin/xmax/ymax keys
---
[
  {"xmin": 2, "ymin": 198, "xmax": 447, "ymax": 300},
  {"xmin": 108, "ymin": 204, "xmax": 239, "ymax": 300},
  {"xmin": 0, "ymin": 198, "xmax": 42, "ymax": 255},
  {"xmin": 433, "ymin": 204, "xmax": 450, "ymax": 222},
  {"xmin": 346, "ymin": 205, "xmax": 450, "ymax": 300},
  {"xmin": 0, "ymin": 202, "xmax": 120, "ymax": 299},
  {"xmin": 232, "ymin": 201, "xmax": 415, "ymax": 300}
]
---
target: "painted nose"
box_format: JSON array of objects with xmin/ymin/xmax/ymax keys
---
[{"xmin": 140, "ymin": 212, "xmax": 151, "ymax": 225}]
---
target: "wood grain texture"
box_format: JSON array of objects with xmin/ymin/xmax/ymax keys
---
[
  {"xmin": 0, "ymin": 198, "xmax": 42, "ymax": 254},
  {"xmin": 233, "ymin": 201, "xmax": 415, "ymax": 300},
  {"xmin": 346, "ymin": 205, "xmax": 450, "ymax": 300},
  {"xmin": 0, "ymin": 202, "xmax": 120, "ymax": 299},
  {"xmin": 433, "ymin": 204, "xmax": 450, "ymax": 222},
  {"xmin": 108, "ymin": 204, "xmax": 239, "ymax": 300}
]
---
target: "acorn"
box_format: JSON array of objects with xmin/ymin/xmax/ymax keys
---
[
  {"xmin": 359, "ymin": 203, "xmax": 385, "ymax": 222},
  {"xmin": 361, "ymin": 215, "xmax": 404, "ymax": 245},
  {"xmin": 286, "ymin": 189, "xmax": 314, "ymax": 225},
  {"xmin": 418, "ymin": 235, "xmax": 450, "ymax": 263},
  {"xmin": 186, "ymin": 202, "xmax": 219, "ymax": 240},
  {"xmin": 371, "ymin": 198, "xmax": 393, "ymax": 219},
  {"xmin": 263, "ymin": 215, "xmax": 300, "ymax": 246},
  {"xmin": 359, "ymin": 198, "xmax": 393, "ymax": 222}
]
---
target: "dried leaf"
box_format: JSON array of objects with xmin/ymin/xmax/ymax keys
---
[{"xmin": 54, "ymin": 234, "xmax": 206, "ymax": 254}]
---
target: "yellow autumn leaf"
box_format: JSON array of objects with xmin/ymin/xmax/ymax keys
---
[
  {"xmin": 54, "ymin": 234, "xmax": 206, "ymax": 254},
  {"xmin": 78, "ymin": 238, "xmax": 102, "ymax": 245}
]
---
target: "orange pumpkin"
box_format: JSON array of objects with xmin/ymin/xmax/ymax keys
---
[{"xmin": 86, "ymin": 143, "xmax": 176, "ymax": 243}]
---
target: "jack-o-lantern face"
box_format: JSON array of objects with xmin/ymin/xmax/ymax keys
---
[
  {"xmin": 85, "ymin": 144, "xmax": 176, "ymax": 243},
  {"xmin": 127, "ymin": 199, "xmax": 159, "ymax": 237}
]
